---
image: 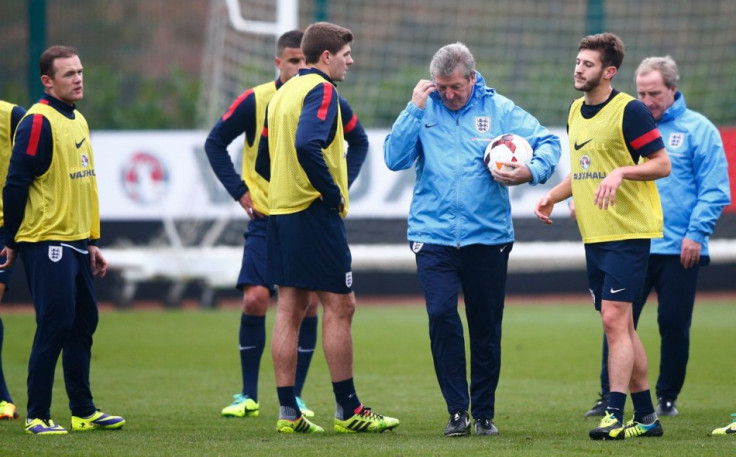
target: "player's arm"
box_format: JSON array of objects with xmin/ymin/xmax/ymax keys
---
[
  {"xmin": 677, "ymin": 122, "xmax": 731, "ymax": 268},
  {"xmin": 594, "ymin": 101, "xmax": 671, "ymax": 209},
  {"xmin": 255, "ymin": 105, "xmax": 271, "ymax": 182},
  {"xmin": 687, "ymin": 122, "xmax": 731, "ymax": 243},
  {"xmin": 2, "ymin": 113, "xmax": 53, "ymax": 256},
  {"xmin": 9, "ymin": 105, "xmax": 27, "ymax": 135},
  {"xmin": 384, "ymin": 80, "xmax": 432, "ymax": 171},
  {"xmin": 494, "ymin": 104, "xmax": 562, "ymax": 186},
  {"xmin": 535, "ymin": 174, "xmax": 572, "ymax": 225},
  {"xmin": 339, "ymin": 96, "xmax": 368, "ymax": 188},
  {"xmin": 295, "ymin": 82, "xmax": 343, "ymax": 209},
  {"xmin": 203, "ymin": 90, "xmax": 257, "ymax": 201}
]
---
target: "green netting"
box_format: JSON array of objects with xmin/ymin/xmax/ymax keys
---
[{"xmin": 2, "ymin": 0, "xmax": 734, "ymax": 129}]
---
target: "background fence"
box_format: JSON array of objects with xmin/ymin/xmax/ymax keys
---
[{"xmin": 2, "ymin": 1, "xmax": 736, "ymax": 130}]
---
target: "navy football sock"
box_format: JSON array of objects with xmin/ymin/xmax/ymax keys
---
[
  {"xmin": 240, "ymin": 314, "xmax": 265, "ymax": 401},
  {"xmin": 631, "ymin": 390, "xmax": 656, "ymax": 422},
  {"xmin": 277, "ymin": 386, "xmax": 300, "ymax": 420},
  {"xmin": 0, "ymin": 317, "xmax": 11, "ymax": 402},
  {"xmin": 295, "ymin": 315, "xmax": 318, "ymax": 397},
  {"xmin": 606, "ymin": 391, "xmax": 627, "ymax": 422},
  {"xmin": 333, "ymin": 378, "xmax": 361, "ymax": 420}
]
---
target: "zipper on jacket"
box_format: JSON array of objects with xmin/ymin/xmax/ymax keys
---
[{"xmin": 454, "ymin": 116, "xmax": 462, "ymax": 247}]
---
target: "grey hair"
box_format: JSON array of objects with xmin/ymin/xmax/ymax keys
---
[
  {"xmin": 430, "ymin": 42, "xmax": 475, "ymax": 79},
  {"xmin": 635, "ymin": 55, "xmax": 680, "ymax": 89}
]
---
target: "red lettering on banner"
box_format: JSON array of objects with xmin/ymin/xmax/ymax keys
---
[{"xmin": 719, "ymin": 127, "xmax": 736, "ymax": 213}]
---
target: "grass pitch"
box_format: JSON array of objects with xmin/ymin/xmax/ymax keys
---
[{"xmin": 1, "ymin": 296, "xmax": 735, "ymax": 456}]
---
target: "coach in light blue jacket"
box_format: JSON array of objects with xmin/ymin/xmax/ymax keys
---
[
  {"xmin": 384, "ymin": 42, "xmax": 560, "ymax": 437},
  {"xmin": 590, "ymin": 56, "xmax": 731, "ymax": 418}
]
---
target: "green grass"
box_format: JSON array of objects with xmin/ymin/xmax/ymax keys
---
[{"xmin": 1, "ymin": 297, "xmax": 735, "ymax": 456}]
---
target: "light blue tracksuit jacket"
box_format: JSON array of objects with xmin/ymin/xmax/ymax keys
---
[
  {"xmin": 384, "ymin": 71, "xmax": 561, "ymax": 247},
  {"xmin": 652, "ymin": 91, "xmax": 731, "ymax": 257}
]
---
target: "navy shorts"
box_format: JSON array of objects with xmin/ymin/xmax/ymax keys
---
[
  {"xmin": 0, "ymin": 226, "xmax": 17, "ymax": 286},
  {"xmin": 585, "ymin": 239, "xmax": 650, "ymax": 310},
  {"xmin": 266, "ymin": 198, "xmax": 352, "ymax": 294},
  {"xmin": 236, "ymin": 217, "xmax": 276, "ymax": 294}
]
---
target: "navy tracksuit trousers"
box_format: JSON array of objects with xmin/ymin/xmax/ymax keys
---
[
  {"xmin": 21, "ymin": 242, "xmax": 98, "ymax": 420},
  {"xmin": 599, "ymin": 254, "xmax": 701, "ymax": 400},
  {"xmin": 413, "ymin": 242, "xmax": 511, "ymax": 420}
]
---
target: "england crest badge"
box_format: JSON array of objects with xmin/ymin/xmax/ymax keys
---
[{"xmin": 48, "ymin": 246, "xmax": 63, "ymax": 262}]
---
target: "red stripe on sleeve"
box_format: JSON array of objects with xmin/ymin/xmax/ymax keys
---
[
  {"xmin": 344, "ymin": 113, "xmax": 358, "ymax": 133},
  {"xmin": 222, "ymin": 89, "xmax": 254, "ymax": 121},
  {"xmin": 630, "ymin": 128, "xmax": 661, "ymax": 150},
  {"xmin": 317, "ymin": 83, "xmax": 333, "ymax": 121},
  {"xmin": 26, "ymin": 114, "xmax": 44, "ymax": 157},
  {"xmin": 261, "ymin": 126, "xmax": 268, "ymax": 138}
]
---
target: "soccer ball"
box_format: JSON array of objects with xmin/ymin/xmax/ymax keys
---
[{"xmin": 484, "ymin": 133, "xmax": 533, "ymax": 172}]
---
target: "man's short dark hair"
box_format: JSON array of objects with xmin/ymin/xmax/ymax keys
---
[
  {"xmin": 301, "ymin": 22, "xmax": 353, "ymax": 65},
  {"xmin": 40, "ymin": 45, "xmax": 79, "ymax": 78},
  {"xmin": 277, "ymin": 30, "xmax": 304, "ymax": 56},
  {"xmin": 578, "ymin": 32, "xmax": 624, "ymax": 70}
]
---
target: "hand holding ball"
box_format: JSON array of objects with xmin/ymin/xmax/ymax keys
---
[{"xmin": 484, "ymin": 133, "xmax": 533, "ymax": 173}]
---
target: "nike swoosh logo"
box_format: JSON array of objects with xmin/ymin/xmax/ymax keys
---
[
  {"xmin": 297, "ymin": 347, "xmax": 315, "ymax": 353},
  {"xmin": 500, "ymin": 245, "xmax": 508, "ymax": 253},
  {"xmin": 610, "ymin": 288, "xmax": 626, "ymax": 294},
  {"xmin": 75, "ymin": 138, "xmax": 86, "ymax": 148},
  {"xmin": 574, "ymin": 139, "xmax": 592, "ymax": 150},
  {"xmin": 424, "ymin": 123, "xmax": 438, "ymax": 128},
  {"xmin": 239, "ymin": 345, "xmax": 257, "ymax": 351}
]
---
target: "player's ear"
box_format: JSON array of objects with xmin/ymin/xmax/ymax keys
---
[
  {"xmin": 604, "ymin": 66, "xmax": 617, "ymax": 81},
  {"xmin": 40, "ymin": 74, "xmax": 54, "ymax": 91}
]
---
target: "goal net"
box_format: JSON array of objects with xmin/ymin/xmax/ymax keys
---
[{"xmin": 198, "ymin": 0, "xmax": 736, "ymax": 130}]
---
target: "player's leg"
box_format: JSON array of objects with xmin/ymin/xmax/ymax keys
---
[
  {"xmin": 318, "ymin": 290, "xmax": 355, "ymax": 390},
  {"xmin": 588, "ymin": 241, "xmax": 648, "ymax": 440},
  {"xmin": 272, "ymin": 286, "xmax": 322, "ymax": 433},
  {"xmin": 291, "ymin": 199, "xmax": 397, "ymax": 433},
  {"xmin": 294, "ymin": 293, "xmax": 318, "ymax": 416},
  {"xmin": 318, "ymin": 289, "xmax": 399, "ymax": 433},
  {"xmin": 272, "ymin": 286, "xmax": 310, "ymax": 409},
  {"xmin": 459, "ymin": 243, "xmax": 509, "ymax": 436},
  {"xmin": 653, "ymin": 255, "xmax": 698, "ymax": 415},
  {"xmin": 66, "ymin": 246, "xmax": 125, "ymax": 432},
  {"xmin": 63, "ymin": 247, "xmax": 99, "ymax": 418},
  {"xmin": 0, "ymin": 229, "xmax": 20, "ymax": 420},
  {"xmin": 0, "ymin": 285, "xmax": 17, "ymax": 419},
  {"xmin": 0, "ymin": 306, "xmax": 20, "ymax": 420},
  {"xmin": 601, "ymin": 299, "xmax": 635, "ymax": 404},
  {"xmin": 623, "ymin": 324, "xmax": 661, "ymax": 438},
  {"xmin": 588, "ymin": 263, "xmax": 652, "ymax": 417},
  {"xmin": 267, "ymin": 211, "xmax": 323, "ymax": 433},
  {"xmin": 223, "ymin": 218, "xmax": 272, "ymax": 418},
  {"xmin": 21, "ymin": 243, "xmax": 76, "ymax": 434},
  {"xmin": 585, "ymin": 335, "xmax": 610, "ymax": 417}
]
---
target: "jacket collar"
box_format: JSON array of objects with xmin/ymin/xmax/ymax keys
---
[
  {"xmin": 659, "ymin": 91, "xmax": 686, "ymax": 124},
  {"xmin": 40, "ymin": 94, "xmax": 77, "ymax": 119},
  {"xmin": 297, "ymin": 67, "xmax": 336, "ymax": 86}
]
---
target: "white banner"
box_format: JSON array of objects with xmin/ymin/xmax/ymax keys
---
[{"xmin": 93, "ymin": 128, "xmax": 570, "ymax": 220}]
